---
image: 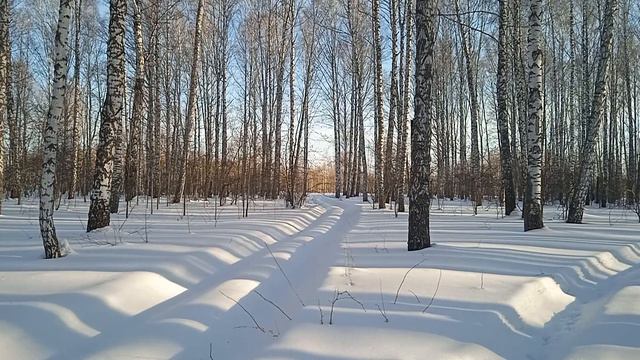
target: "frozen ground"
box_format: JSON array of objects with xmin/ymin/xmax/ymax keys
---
[{"xmin": 1, "ymin": 194, "xmax": 640, "ymax": 359}]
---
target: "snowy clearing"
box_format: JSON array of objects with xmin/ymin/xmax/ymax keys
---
[{"xmin": 1, "ymin": 195, "xmax": 640, "ymax": 359}]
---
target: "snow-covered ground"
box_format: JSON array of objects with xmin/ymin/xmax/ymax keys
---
[{"xmin": 1, "ymin": 195, "xmax": 639, "ymax": 359}]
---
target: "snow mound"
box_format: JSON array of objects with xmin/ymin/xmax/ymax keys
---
[
  {"xmin": 564, "ymin": 345, "xmax": 640, "ymax": 360},
  {"xmin": 604, "ymin": 286, "xmax": 640, "ymax": 316},
  {"xmin": 266, "ymin": 323, "xmax": 502, "ymax": 360},
  {"xmin": 81, "ymin": 271, "xmax": 187, "ymax": 316},
  {"xmin": 60, "ymin": 240, "xmax": 73, "ymax": 256},
  {"xmin": 508, "ymin": 276, "xmax": 574, "ymax": 327}
]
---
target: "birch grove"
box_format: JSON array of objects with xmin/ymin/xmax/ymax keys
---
[{"xmin": 0, "ymin": 0, "xmax": 634, "ymax": 258}]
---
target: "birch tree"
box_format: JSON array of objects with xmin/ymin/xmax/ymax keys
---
[
  {"xmin": 325, "ymin": 3, "xmax": 341, "ymax": 199},
  {"xmin": 287, "ymin": 0, "xmax": 297, "ymax": 207},
  {"xmin": 124, "ymin": 0, "xmax": 145, "ymax": 208},
  {"xmin": 524, "ymin": 0, "xmax": 544, "ymax": 231},
  {"xmin": 0, "ymin": 0, "xmax": 7, "ymax": 215},
  {"xmin": 173, "ymin": 0, "xmax": 204, "ymax": 205},
  {"xmin": 395, "ymin": 0, "xmax": 413, "ymax": 213},
  {"xmin": 384, "ymin": 0, "xmax": 399, "ymax": 207},
  {"xmin": 454, "ymin": 0, "xmax": 481, "ymax": 214},
  {"xmin": 68, "ymin": 0, "xmax": 82, "ymax": 200},
  {"xmin": 40, "ymin": 0, "xmax": 73, "ymax": 258},
  {"xmin": 372, "ymin": 0, "xmax": 384, "ymax": 209},
  {"xmin": 87, "ymin": 0, "xmax": 126, "ymax": 231},
  {"xmin": 567, "ymin": 0, "xmax": 618, "ymax": 223},
  {"xmin": 6, "ymin": 42, "xmax": 19, "ymax": 202},
  {"xmin": 408, "ymin": 0, "xmax": 437, "ymax": 251},
  {"xmin": 497, "ymin": 0, "xmax": 516, "ymax": 215},
  {"xmin": 623, "ymin": 1, "xmax": 636, "ymax": 205}
]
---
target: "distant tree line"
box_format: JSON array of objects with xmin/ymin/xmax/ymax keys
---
[{"xmin": 0, "ymin": 0, "xmax": 636, "ymax": 256}]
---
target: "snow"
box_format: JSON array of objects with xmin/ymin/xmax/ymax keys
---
[{"xmin": 1, "ymin": 195, "xmax": 640, "ymax": 359}]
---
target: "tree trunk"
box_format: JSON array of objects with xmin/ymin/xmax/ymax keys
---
[
  {"xmin": 524, "ymin": 0, "xmax": 544, "ymax": 231},
  {"xmin": 497, "ymin": 0, "xmax": 516, "ymax": 215},
  {"xmin": 330, "ymin": 27, "xmax": 341, "ymax": 199},
  {"xmin": 220, "ymin": 4, "xmax": 231, "ymax": 200},
  {"xmin": 40, "ymin": 0, "xmax": 73, "ymax": 257},
  {"xmin": 68, "ymin": 0, "xmax": 81, "ymax": 200},
  {"xmin": 623, "ymin": 4, "xmax": 636, "ymax": 205},
  {"xmin": 87, "ymin": 0, "xmax": 126, "ymax": 231},
  {"xmin": 109, "ymin": 96, "xmax": 124, "ymax": 213},
  {"xmin": 7, "ymin": 43, "xmax": 21, "ymax": 201},
  {"xmin": 372, "ymin": 0, "xmax": 384, "ymax": 209},
  {"xmin": 287, "ymin": 0, "xmax": 296, "ymax": 208},
  {"xmin": 567, "ymin": 0, "xmax": 618, "ymax": 223},
  {"xmin": 408, "ymin": 0, "xmax": 437, "ymax": 251},
  {"xmin": 384, "ymin": 0, "xmax": 399, "ymax": 207},
  {"xmin": 0, "ymin": 0, "xmax": 7, "ymax": 214},
  {"xmin": 513, "ymin": 0, "xmax": 529, "ymax": 213},
  {"xmin": 271, "ymin": 2, "xmax": 290, "ymax": 200},
  {"xmin": 173, "ymin": 0, "xmax": 204, "ymax": 204},
  {"xmin": 455, "ymin": 0, "xmax": 481, "ymax": 214},
  {"xmin": 395, "ymin": 0, "xmax": 413, "ymax": 213},
  {"xmin": 125, "ymin": 0, "xmax": 145, "ymax": 204},
  {"xmin": 568, "ymin": 0, "xmax": 577, "ymax": 195}
]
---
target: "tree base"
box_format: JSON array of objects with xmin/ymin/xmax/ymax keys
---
[
  {"xmin": 87, "ymin": 198, "xmax": 111, "ymax": 232},
  {"xmin": 408, "ymin": 243, "xmax": 431, "ymax": 251}
]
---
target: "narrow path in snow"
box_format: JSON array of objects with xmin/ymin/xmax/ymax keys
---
[
  {"xmin": 49, "ymin": 195, "xmax": 360, "ymax": 360},
  {"xmin": 536, "ymin": 259, "xmax": 640, "ymax": 360},
  {"xmin": 198, "ymin": 195, "xmax": 363, "ymax": 359}
]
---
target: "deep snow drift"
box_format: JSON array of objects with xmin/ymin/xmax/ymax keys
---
[{"xmin": 1, "ymin": 195, "xmax": 639, "ymax": 359}]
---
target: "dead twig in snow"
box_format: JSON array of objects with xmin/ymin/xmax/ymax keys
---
[
  {"xmin": 219, "ymin": 291, "xmax": 265, "ymax": 333},
  {"xmin": 394, "ymin": 259, "xmax": 426, "ymax": 304},
  {"xmin": 408, "ymin": 289, "xmax": 422, "ymax": 304},
  {"xmin": 378, "ymin": 279, "xmax": 388, "ymax": 322},
  {"xmin": 144, "ymin": 208, "xmax": 149, "ymax": 243},
  {"xmin": 253, "ymin": 290, "xmax": 292, "ymax": 320},
  {"xmin": 263, "ymin": 241, "xmax": 305, "ymax": 306},
  {"xmin": 422, "ymin": 269, "xmax": 443, "ymax": 313},
  {"xmin": 376, "ymin": 304, "xmax": 389, "ymax": 323},
  {"xmin": 329, "ymin": 290, "xmax": 366, "ymax": 325},
  {"xmin": 317, "ymin": 298, "xmax": 324, "ymax": 325}
]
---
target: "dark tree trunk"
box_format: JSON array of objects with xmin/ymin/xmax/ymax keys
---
[{"xmin": 408, "ymin": 0, "xmax": 437, "ymax": 251}]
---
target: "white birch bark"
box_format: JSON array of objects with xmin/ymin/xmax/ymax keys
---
[
  {"xmin": 7, "ymin": 46, "xmax": 20, "ymax": 200},
  {"xmin": 329, "ymin": 22, "xmax": 341, "ymax": 199},
  {"xmin": 0, "ymin": 0, "xmax": 7, "ymax": 215},
  {"xmin": 454, "ymin": 0, "xmax": 481, "ymax": 214},
  {"xmin": 173, "ymin": 0, "xmax": 204, "ymax": 204},
  {"xmin": 68, "ymin": 0, "xmax": 81, "ymax": 200},
  {"xmin": 524, "ymin": 0, "xmax": 544, "ymax": 231},
  {"xmin": 567, "ymin": 0, "xmax": 618, "ymax": 223},
  {"xmin": 568, "ymin": 0, "xmax": 577, "ymax": 178},
  {"xmin": 384, "ymin": 0, "xmax": 399, "ymax": 206},
  {"xmin": 124, "ymin": 0, "xmax": 145, "ymax": 204},
  {"xmin": 287, "ymin": 0, "xmax": 296, "ymax": 207},
  {"xmin": 87, "ymin": 0, "xmax": 126, "ymax": 231},
  {"xmin": 372, "ymin": 0, "xmax": 385, "ymax": 209},
  {"xmin": 395, "ymin": 0, "xmax": 413, "ymax": 213},
  {"xmin": 40, "ymin": 0, "xmax": 73, "ymax": 257},
  {"xmin": 270, "ymin": 1, "xmax": 291, "ymax": 199}
]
